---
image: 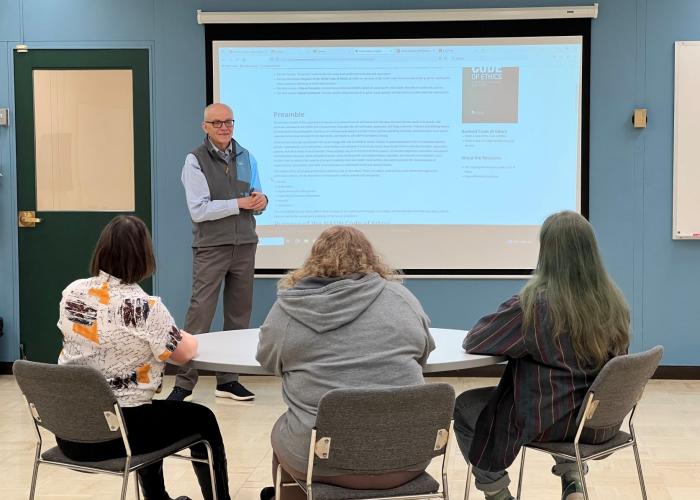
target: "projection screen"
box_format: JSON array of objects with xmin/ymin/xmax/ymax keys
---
[{"xmin": 207, "ymin": 19, "xmax": 590, "ymax": 275}]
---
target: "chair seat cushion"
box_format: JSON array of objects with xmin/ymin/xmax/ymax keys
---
[
  {"xmin": 41, "ymin": 435, "xmax": 203, "ymax": 472},
  {"xmin": 526, "ymin": 431, "xmax": 632, "ymax": 459},
  {"xmin": 309, "ymin": 472, "xmax": 440, "ymax": 500}
]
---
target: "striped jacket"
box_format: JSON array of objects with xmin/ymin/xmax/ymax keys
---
[{"xmin": 465, "ymin": 295, "xmax": 623, "ymax": 471}]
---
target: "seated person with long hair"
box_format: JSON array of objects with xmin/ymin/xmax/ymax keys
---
[
  {"xmin": 454, "ymin": 211, "xmax": 630, "ymax": 500},
  {"xmin": 57, "ymin": 215, "xmax": 231, "ymax": 500},
  {"xmin": 256, "ymin": 226, "xmax": 436, "ymax": 500}
]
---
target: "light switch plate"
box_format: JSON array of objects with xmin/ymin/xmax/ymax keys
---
[{"xmin": 0, "ymin": 108, "xmax": 8, "ymax": 126}]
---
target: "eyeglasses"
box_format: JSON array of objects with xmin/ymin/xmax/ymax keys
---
[{"xmin": 205, "ymin": 119, "xmax": 235, "ymax": 129}]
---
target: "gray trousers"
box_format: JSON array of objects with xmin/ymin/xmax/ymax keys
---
[
  {"xmin": 454, "ymin": 387, "xmax": 585, "ymax": 493},
  {"xmin": 175, "ymin": 243, "xmax": 257, "ymax": 391}
]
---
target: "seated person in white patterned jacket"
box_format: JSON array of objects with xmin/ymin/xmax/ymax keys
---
[{"xmin": 57, "ymin": 215, "xmax": 231, "ymax": 500}]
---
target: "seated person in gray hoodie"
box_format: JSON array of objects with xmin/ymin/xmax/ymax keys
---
[{"xmin": 256, "ymin": 226, "xmax": 435, "ymax": 499}]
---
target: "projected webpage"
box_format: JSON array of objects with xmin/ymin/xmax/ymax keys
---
[{"xmin": 213, "ymin": 37, "xmax": 583, "ymax": 271}]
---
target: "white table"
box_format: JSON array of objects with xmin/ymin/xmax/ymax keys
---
[{"xmin": 184, "ymin": 328, "xmax": 505, "ymax": 374}]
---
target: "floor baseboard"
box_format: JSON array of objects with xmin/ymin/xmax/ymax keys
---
[{"xmin": 4, "ymin": 362, "xmax": 699, "ymax": 379}]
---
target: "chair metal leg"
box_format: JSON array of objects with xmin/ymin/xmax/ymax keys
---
[
  {"xmin": 574, "ymin": 446, "xmax": 589, "ymax": 500},
  {"xmin": 463, "ymin": 461, "xmax": 472, "ymax": 500},
  {"xmin": 28, "ymin": 443, "xmax": 41, "ymax": 500},
  {"xmin": 120, "ymin": 469, "xmax": 130, "ymax": 500},
  {"xmin": 443, "ymin": 469, "xmax": 450, "ymax": 500},
  {"xmin": 275, "ymin": 464, "xmax": 282, "ymax": 500},
  {"xmin": 632, "ymin": 440, "xmax": 648, "ymax": 500},
  {"xmin": 203, "ymin": 440, "xmax": 218, "ymax": 500},
  {"xmin": 442, "ymin": 421, "xmax": 454, "ymax": 500},
  {"xmin": 516, "ymin": 448, "xmax": 526, "ymax": 500},
  {"xmin": 133, "ymin": 471, "xmax": 141, "ymax": 500}
]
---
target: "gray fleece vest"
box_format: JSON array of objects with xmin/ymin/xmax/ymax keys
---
[{"xmin": 190, "ymin": 139, "xmax": 258, "ymax": 247}]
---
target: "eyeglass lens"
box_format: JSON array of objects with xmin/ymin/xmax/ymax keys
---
[{"xmin": 210, "ymin": 120, "xmax": 234, "ymax": 128}]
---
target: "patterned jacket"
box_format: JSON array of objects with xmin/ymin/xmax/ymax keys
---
[{"xmin": 58, "ymin": 271, "xmax": 181, "ymax": 407}]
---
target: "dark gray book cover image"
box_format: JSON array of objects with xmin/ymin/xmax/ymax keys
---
[{"xmin": 462, "ymin": 67, "xmax": 519, "ymax": 123}]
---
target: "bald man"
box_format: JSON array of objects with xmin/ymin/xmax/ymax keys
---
[{"xmin": 168, "ymin": 103, "xmax": 267, "ymax": 402}]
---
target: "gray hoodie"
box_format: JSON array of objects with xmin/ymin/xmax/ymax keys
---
[{"xmin": 256, "ymin": 272, "xmax": 435, "ymax": 474}]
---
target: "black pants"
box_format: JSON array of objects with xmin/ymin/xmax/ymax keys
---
[{"xmin": 56, "ymin": 400, "xmax": 230, "ymax": 500}]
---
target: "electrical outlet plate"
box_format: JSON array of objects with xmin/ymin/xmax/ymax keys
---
[
  {"xmin": 633, "ymin": 108, "xmax": 647, "ymax": 128},
  {"xmin": 0, "ymin": 108, "xmax": 8, "ymax": 126}
]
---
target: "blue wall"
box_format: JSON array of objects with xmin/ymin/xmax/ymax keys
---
[
  {"xmin": 0, "ymin": 37, "xmax": 19, "ymax": 361},
  {"xmin": 0, "ymin": 0, "xmax": 698, "ymax": 365}
]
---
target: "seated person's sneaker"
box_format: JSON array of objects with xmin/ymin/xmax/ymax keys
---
[
  {"xmin": 484, "ymin": 488, "xmax": 515, "ymax": 500},
  {"xmin": 215, "ymin": 381, "xmax": 255, "ymax": 401},
  {"xmin": 165, "ymin": 386, "xmax": 193, "ymax": 402},
  {"xmin": 260, "ymin": 486, "xmax": 276, "ymax": 500},
  {"xmin": 561, "ymin": 471, "xmax": 584, "ymax": 500}
]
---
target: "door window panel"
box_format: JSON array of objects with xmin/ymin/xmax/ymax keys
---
[{"xmin": 33, "ymin": 69, "xmax": 135, "ymax": 211}]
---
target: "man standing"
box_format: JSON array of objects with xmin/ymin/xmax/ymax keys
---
[{"xmin": 167, "ymin": 103, "xmax": 267, "ymax": 402}]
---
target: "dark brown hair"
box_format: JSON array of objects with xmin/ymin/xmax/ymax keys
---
[{"xmin": 90, "ymin": 215, "xmax": 156, "ymax": 284}]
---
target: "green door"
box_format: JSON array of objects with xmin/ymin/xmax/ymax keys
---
[{"xmin": 14, "ymin": 49, "xmax": 152, "ymax": 362}]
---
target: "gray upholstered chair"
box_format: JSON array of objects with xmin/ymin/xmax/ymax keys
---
[
  {"xmin": 276, "ymin": 383, "xmax": 456, "ymax": 500},
  {"xmin": 497, "ymin": 345, "xmax": 662, "ymax": 500},
  {"xmin": 13, "ymin": 360, "xmax": 217, "ymax": 500}
]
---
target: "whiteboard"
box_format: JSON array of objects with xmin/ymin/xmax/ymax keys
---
[{"xmin": 673, "ymin": 41, "xmax": 700, "ymax": 239}]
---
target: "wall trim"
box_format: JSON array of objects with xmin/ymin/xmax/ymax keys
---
[
  {"xmin": 4, "ymin": 363, "xmax": 699, "ymax": 379},
  {"xmin": 424, "ymin": 365, "xmax": 700, "ymax": 380}
]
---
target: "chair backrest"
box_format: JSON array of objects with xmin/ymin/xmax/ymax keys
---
[
  {"xmin": 312, "ymin": 383, "xmax": 455, "ymax": 473},
  {"xmin": 13, "ymin": 360, "xmax": 123, "ymax": 443},
  {"xmin": 579, "ymin": 346, "xmax": 663, "ymax": 430}
]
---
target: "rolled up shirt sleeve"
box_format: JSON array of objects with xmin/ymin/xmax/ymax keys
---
[{"xmin": 181, "ymin": 153, "xmax": 240, "ymax": 222}]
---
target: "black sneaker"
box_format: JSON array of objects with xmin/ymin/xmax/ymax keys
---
[
  {"xmin": 260, "ymin": 486, "xmax": 275, "ymax": 500},
  {"xmin": 215, "ymin": 381, "xmax": 255, "ymax": 401},
  {"xmin": 165, "ymin": 386, "xmax": 193, "ymax": 402}
]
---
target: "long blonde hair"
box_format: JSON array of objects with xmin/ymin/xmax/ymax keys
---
[
  {"xmin": 520, "ymin": 211, "xmax": 630, "ymax": 367},
  {"xmin": 279, "ymin": 226, "xmax": 396, "ymax": 289}
]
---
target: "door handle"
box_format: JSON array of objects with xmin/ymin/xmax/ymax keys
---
[{"xmin": 18, "ymin": 211, "xmax": 42, "ymax": 228}]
